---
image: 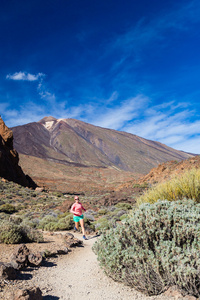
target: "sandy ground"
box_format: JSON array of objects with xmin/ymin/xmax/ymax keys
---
[
  {"xmin": 0, "ymin": 232, "xmax": 191, "ymax": 300},
  {"xmin": 20, "ymin": 234, "xmax": 175, "ymax": 300}
]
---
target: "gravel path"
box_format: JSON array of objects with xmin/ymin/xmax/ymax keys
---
[{"xmin": 26, "ymin": 234, "xmax": 174, "ymax": 300}]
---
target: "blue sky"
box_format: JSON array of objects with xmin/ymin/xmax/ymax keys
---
[{"xmin": 1, "ymin": 0, "xmax": 200, "ymax": 154}]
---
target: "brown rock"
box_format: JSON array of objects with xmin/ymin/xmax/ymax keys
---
[
  {"xmin": 10, "ymin": 244, "xmax": 30, "ymax": 270},
  {"xmin": 0, "ymin": 262, "xmax": 17, "ymax": 280},
  {"xmin": 15, "ymin": 244, "xmax": 30, "ymax": 257},
  {"xmin": 57, "ymin": 247, "xmax": 69, "ymax": 254},
  {"xmin": 163, "ymin": 286, "xmax": 197, "ymax": 299},
  {"xmin": 0, "ymin": 117, "xmax": 36, "ymax": 187},
  {"xmin": 28, "ymin": 252, "xmax": 43, "ymax": 266},
  {"xmin": 35, "ymin": 187, "xmax": 45, "ymax": 192},
  {"xmin": 63, "ymin": 232, "xmax": 83, "ymax": 247},
  {"xmin": 13, "ymin": 287, "xmax": 42, "ymax": 300}
]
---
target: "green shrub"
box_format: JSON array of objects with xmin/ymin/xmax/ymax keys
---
[
  {"xmin": 21, "ymin": 218, "xmax": 38, "ymax": 228},
  {"xmin": 138, "ymin": 168, "xmax": 200, "ymax": 205},
  {"xmin": 44, "ymin": 221, "xmax": 58, "ymax": 231},
  {"xmin": 115, "ymin": 203, "xmax": 132, "ymax": 210},
  {"xmin": 0, "ymin": 220, "xmax": 43, "ymax": 244},
  {"xmin": 43, "ymin": 214, "xmax": 74, "ymax": 231},
  {"xmin": 57, "ymin": 212, "xmax": 70, "ymax": 219},
  {"xmin": 0, "ymin": 220, "xmax": 22, "ymax": 244},
  {"xmin": 94, "ymin": 217, "xmax": 112, "ymax": 232},
  {"xmin": 38, "ymin": 215, "xmax": 58, "ymax": 230},
  {"xmin": 119, "ymin": 214, "xmax": 128, "ymax": 222},
  {"xmin": 20, "ymin": 226, "xmax": 44, "ymax": 243},
  {"xmin": 93, "ymin": 200, "xmax": 200, "ymax": 297},
  {"xmin": 0, "ymin": 203, "xmax": 16, "ymax": 214},
  {"xmin": 97, "ymin": 208, "xmax": 108, "ymax": 216}
]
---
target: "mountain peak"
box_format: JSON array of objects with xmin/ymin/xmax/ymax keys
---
[
  {"xmin": 39, "ymin": 116, "xmax": 58, "ymax": 130},
  {"xmin": 39, "ymin": 116, "xmax": 58, "ymax": 123}
]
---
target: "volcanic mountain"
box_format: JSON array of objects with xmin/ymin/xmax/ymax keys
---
[{"xmin": 11, "ymin": 117, "xmax": 194, "ymax": 192}]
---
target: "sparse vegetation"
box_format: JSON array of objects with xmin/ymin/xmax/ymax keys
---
[
  {"xmin": 138, "ymin": 168, "xmax": 200, "ymax": 205},
  {"xmin": 0, "ymin": 203, "xmax": 17, "ymax": 214},
  {"xmin": 93, "ymin": 203, "xmax": 134, "ymax": 232},
  {"xmin": 93, "ymin": 200, "xmax": 200, "ymax": 297},
  {"xmin": 0, "ymin": 219, "xmax": 43, "ymax": 244}
]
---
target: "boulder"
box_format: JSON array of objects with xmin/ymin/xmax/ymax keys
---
[
  {"xmin": 0, "ymin": 262, "xmax": 17, "ymax": 280},
  {"xmin": 163, "ymin": 286, "xmax": 197, "ymax": 299},
  {"xmin": 63, "ymin": 232, "xmax": 83, "ymax": 247},
  {"xmin": 11, "ymin": 244, "xmax": 43, "ymax": 269},
  {"xmin": 10, "ymin": 244, "xmax": 30, "ymax": 270},
  {"xmin": 13, "ymin": 287, "xmax": 42, "ymax": 300},
  {"xmin": 28, "ymin": 252, "xmax": 43, "ymax": 266},
  {"xmin": 0, "ymin": 117, "xmax": 36, "ymax": 187}
]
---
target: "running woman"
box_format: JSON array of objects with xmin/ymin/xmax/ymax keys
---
[{"xmin": 70, "ymin": 196, "xmax": 87, "ymax": 240}]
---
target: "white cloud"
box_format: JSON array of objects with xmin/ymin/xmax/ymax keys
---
[
  {"xmin": 6, "ymin": 72, "xmax": 45, "ymax": 81},
  {"xmin": 108, "ymin": 0, "xmax": 200, "ymax": 70},
  {"xmin": 91, "ymin": 94, "xmax": 148, "ymax": 129},
  {"xmin": 170, "ymin": 137, "xmax": 200, "ymax": 155},
  {"xmin": 122, "ymin": 101, "xmax": 200, "ymax": 154},
  {"xmin": 2, "ymin": 88, "xmax": 200, "ymax": 154}
]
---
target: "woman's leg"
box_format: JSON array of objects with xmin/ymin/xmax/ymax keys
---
[
  {"xmin": 79, "ymin": 219, "xmax": 86, "ymax": 236},
  {"xmin": 75, "ymin": 221, "xmax": 79, "ymax": 230}
]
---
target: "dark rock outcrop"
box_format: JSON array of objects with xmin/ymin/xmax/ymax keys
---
[
  {"xmin": 0, "ymin": 117, "xmax": 36, "ymax": 187},
  {"xmin": 0, "ymin": 262, "xmax": 17, "ymax": 280},
  {"xmin": 13, "ymin": 287, "xmax": 43, "ymax": 300}
]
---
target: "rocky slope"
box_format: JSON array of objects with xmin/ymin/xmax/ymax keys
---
[
  {"xmin": 0, "ymin": 117, "xmax": 35, "ymax": 187},
  {"xmin": 138, "ymin": 155, "xmax": 200, "ymax": 185},
  {"xmin": 12, "ymin": 117, "xmax": 194, "ymax": 174},
  {"xmin": 116, "ymin": 155, "xmax": 200, "ymax": 192}
]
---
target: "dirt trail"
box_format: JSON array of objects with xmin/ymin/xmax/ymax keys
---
[{"xmin": 28, "ymin": 234, "xmax": 174, "ymax": 300}]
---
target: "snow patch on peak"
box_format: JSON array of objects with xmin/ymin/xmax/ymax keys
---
[
  {"xmin": 43, "ymin": 121, "xmax": 56, "ymax": 130},
  {"xmin": 58, "ymin": 118, "xmax": 67, "ymax": 122}
]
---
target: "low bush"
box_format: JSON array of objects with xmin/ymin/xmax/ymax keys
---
[
  {"xmin": 0, "ymin": 220, "xmax": 43, "ymax": 244},
  {"xmin": 0, "ymin": 221, "xmax": 22, "ymax": 244},
  {"xmin": 115, "ymin": 203, "xmax": 132, "ymax": 210},
  {"xmin": 0, "ymin": 203, "xmax": 17, "ymax": 214},
  {"xmin": 94, "ymin": 217, "xmax": 112, "ymax": 232},
  {"xmin": 20, "ymin": 226, "xmax": 44, "ymax": 243},
  {"xmin": 38, "ymin": 215, "xmax": 58, "ymax": 230},
  {"xmin": 138, "ymin": 168, "xmax": 200, "ymax": 205},
  {"xmin": 41, "ymin": 214, "xmax": 74, "ymax": 231},
  {"xmin": 93, "ymin": 200, "xmax": 200, "ymax": 297},
  {"xmin": 97, "ymin": 208, "xmax": 107, "ymax": 216}
]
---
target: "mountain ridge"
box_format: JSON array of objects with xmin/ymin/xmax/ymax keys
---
[
  {"xmin": 11, "ymin": 116, "xmax": 194, "ymax": 192},
  {"xmin": 12, "ymin": 116, "xmax": 194, "ymax": 174}
]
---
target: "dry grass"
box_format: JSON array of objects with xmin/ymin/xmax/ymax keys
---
[{"xmin": 137, "ymin": 168, "xmax": 200, "ymax": 205}]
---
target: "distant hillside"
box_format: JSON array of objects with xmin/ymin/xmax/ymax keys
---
[
  {"xmin": 138, "ymin": 155, "xmax": 200, "ymax": 185},
  {"xmin": 12, "ymin": 117, "xmax": 193, "ymax": 174}
]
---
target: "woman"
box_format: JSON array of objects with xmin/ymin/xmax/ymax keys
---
[{"xmin": 70, "ymin": 196, "xmax": 87, "ymax": 240}]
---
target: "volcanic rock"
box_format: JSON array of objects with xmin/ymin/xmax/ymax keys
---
[{"xmin": 0, "ymin": 117, "xmax": 36, "ymax": 187}]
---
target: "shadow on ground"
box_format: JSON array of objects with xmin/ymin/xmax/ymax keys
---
[{"xmin": 43, "ymin": 296, "xmax": 59, "ymax": 299}]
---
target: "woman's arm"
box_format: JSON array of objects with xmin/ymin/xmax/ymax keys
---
[
  {"xmin": 70, "ymin": 204, "xmax": 75, "ymax": 214},
  {"xmin": 81, "ymin": 204, "xmax": 86, "ymax": 212}
]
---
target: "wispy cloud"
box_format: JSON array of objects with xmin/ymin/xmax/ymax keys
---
[
  {"xmin": 122, "ymin": 101, "xmax": 200, "ymax": 153},
  {"xmin": 6, "ymin": 72, "xmax": 45, "ymax": 81},
  {"xmin": 91, "ymin": 94, "xmax": 148, "ymax": 129},
  {"xmin": 3, "ymin": 66, "xmax": 200, "ymax": 154},
  {"xmin": 108, "ymin": 0, "xmax": 200, "ymax": 70},
  {"xmin": 2, "ymin": 93, "xmax": 200, "ymax": 154}
]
